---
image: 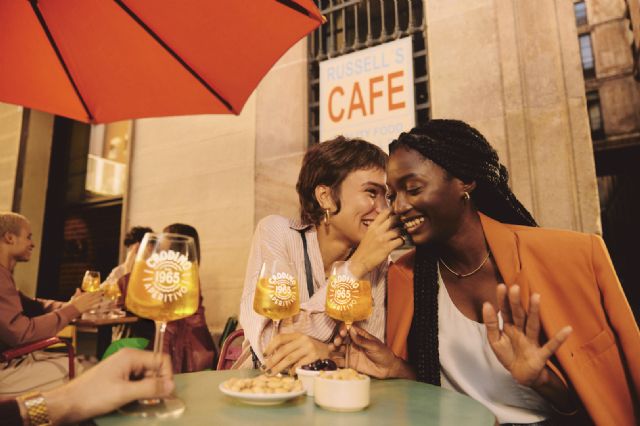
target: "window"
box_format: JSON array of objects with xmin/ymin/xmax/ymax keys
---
[
  {"xmin": 579, "ymin": 34, "xmax": 595, "ymax": 78},
  {"xmin": 85, "ymin": 121, "xmax": 131, "ymax": 197},
  {"xmin": 574, "ymin": 1, "xmax": 588, "ymax": 27},
  {"xmin": 308, "ymin": 0, "xmax": 429, "ymax": 145},
  {"xmin": 587, "ymin": 90, "xmax": 604, "ymax": 140}
]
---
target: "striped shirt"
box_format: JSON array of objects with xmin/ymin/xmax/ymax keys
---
[{"xmin": 239, "ymin": 215, "xmax": 387, "ymax": 362}]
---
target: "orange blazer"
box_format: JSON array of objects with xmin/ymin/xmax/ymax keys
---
[{"xmin": 386, "ymin": 213, "xmax": 639, "ymax": 426}]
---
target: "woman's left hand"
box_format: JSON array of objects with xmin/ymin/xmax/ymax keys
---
[
  {"xmin": 482, "ymin": 284, "xmax": 572, "ymax": 388},
  {"xmin": 263, "ymin": 333, "xmax": 330, "ymax": 374}
]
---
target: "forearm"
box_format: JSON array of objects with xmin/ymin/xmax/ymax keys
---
[
  {"xmin": 35, "ymin": 298, "xmax": 65, "ymax": 313},
  {"xmin": 1, "ymin": 306, "xmax": 79, "ymax": 347},
  {"xmin": 14, "ymin": 386, "xmax": 76, "ymax": 426},
  {"xmin": 42, "ymin": 386, "xmax": 73, "ymax": 426},
  {"xmin": 389, "ymin": 356, "xmax": 416, "ymax": 380},
  {"xmin": 531, "ymin": 368, "xmax": 578, "ymax": 415}
]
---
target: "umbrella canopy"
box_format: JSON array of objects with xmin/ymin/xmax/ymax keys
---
[{"xmin": 0, "ymin": 0, "xmax": 323, "ymax": 123}]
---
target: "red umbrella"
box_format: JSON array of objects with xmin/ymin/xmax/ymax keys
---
[{"xmin": 0, "ymin": 0, "xmax": 323, "ymax": 123}]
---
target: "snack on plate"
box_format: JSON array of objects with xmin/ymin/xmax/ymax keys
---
[
  {"xmin": 222, "ymin": 375, "xmax": 303, "ymax": 394},
  {"xmin": 318, "ymin": 368, "xmax": 367, "ymax": 380}
]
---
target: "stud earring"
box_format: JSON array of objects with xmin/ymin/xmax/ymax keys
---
[{"xmin": 463, "ymin": 192, "xmax": 470, "ymax": 201}]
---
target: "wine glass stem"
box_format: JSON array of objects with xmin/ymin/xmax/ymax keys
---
[
  {"xmin": 258, "ymin": 320, "xmax": 280, "ymax": 374},
  {"xmin": 139, "ymin": 321, "xmax": 167, "ymax": 406},
  {"xmin": 270, "ymin": 320, "xmax": 280, "ymax": 345},
  {"xmin": 345, "ymin": 323, "xmax": 352, "ymax": 369}
]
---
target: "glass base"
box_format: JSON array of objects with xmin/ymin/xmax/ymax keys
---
[
  {"xmin": 107, "ymin": 309, "xmax": 126, "ymax": 319},
  {"xmin": 118, "ymin": 396, "xmax": 186, "ymax": 418},
  {"xmin": 81, "ymin": 311, "xmax": 99, "ymax": 320}
]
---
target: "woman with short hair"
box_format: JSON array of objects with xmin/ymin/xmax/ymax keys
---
[{"xmin": 239, "ymin": 136, "xmax": 404, "ymax": 373}]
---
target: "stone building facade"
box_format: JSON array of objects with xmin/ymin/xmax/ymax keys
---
[
  {"xmin": 3, "ymin": 0, "xmax": 638, "ymax": 333},
  {"xmin": 575, "ymin": 0, "xmax": 640, "ymax": 319}
]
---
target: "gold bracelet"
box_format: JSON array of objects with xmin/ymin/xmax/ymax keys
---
[{"xmin": 16, "ymin": 392, "xmax": 52, "ymax": 426}]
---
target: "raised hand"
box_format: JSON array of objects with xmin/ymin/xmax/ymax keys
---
[
  {"xmin": 68, "ymin": 288, "xmax": 103, "ymax": 314},
  {"xmin": 349, "ymin": 209, "xmax": 404, "ymax": 278},
  {"xmin": 482, "ymin": 284, "xmax": 572, "ymax": 388}
]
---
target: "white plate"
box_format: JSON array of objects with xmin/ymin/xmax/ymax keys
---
[{"xmin": 218, "ymin": 383, "xmax": 306, "ymax": 406}]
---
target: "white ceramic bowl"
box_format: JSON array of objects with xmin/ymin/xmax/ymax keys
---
[
  {"xmin": 314, "ymin": 371, "xmax": 370, "ymax": 412},
  {"xmin": 295, "ymin": 367, "xmax": 320, "ymax": 396}
]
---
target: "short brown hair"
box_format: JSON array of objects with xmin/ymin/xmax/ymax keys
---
[{"xmin": 296, "ymin": 136, "xmax": 387, "ymax": 225}]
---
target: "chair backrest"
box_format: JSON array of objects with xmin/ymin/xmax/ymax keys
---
[
  {"xmin": 218, "ymin": 316, "xmax": 238, "ymax": 348},
  {"xmin": 0, "ymin": 336, "xmax": 76, "ymax": 379},
  {"xmin": 216, "ymin": 329, "xmax": 244, "ymax": 371}
]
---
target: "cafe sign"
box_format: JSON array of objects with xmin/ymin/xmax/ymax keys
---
[{"xmin": 319, "ymin": 37, "xmax": 415, "ymax": 151}]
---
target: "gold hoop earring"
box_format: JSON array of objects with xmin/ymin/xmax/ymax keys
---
[
  {"xmin": 463, "ymin": 192, "xmax": 470, "ymax": 201},
  {"xmin": 323, "ymin": 208, "xmax": 331, "ymax": 226}
]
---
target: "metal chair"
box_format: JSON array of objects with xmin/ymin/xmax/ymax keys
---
[
  {"xmin": 216, "ymin": 329, "xmax": 244, "ymax": 371},
  {"xmin": 0, "ymin": 336, "xmax": 76, "ymax": 379}
]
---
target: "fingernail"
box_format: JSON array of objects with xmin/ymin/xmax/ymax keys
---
[
  {"xmin": 259, "ymin": 364, "xmax": 267, "ymax": 372},
  {"xmin": 265, "ymin": 369, "xmax": 272, "ymax": 375}
]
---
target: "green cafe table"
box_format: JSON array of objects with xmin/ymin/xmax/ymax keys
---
[{"xmin": 94, "ymin": 369, "xmax": 495, "ymax": 425}]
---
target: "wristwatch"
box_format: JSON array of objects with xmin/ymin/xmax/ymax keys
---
[{"xmin": 17, "ymin": 392, "xmax": 52, "ymax": 426}]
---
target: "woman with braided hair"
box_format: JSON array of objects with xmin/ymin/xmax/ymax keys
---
[{"xmin": 338, "ymin": 120, "xmax": 639, "ymax": 425}]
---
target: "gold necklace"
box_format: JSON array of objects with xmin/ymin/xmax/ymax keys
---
[{"xmin": 439, "ymin": 251, "xmax": 491, "ymax": 278}]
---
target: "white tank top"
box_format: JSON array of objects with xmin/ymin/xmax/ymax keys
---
[{"xmin": 437, "ymin": 270, "xmax": 551, "ymax": 424}]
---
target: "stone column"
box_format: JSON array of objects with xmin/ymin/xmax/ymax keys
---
[
  {"xmin": 0, "ymin": 104, "xmax": 54, "ymax": 296},
  {"xmin": 0, "ymin": 103, "xmax": 22, "ymax": 211},
  {"xmin": 426, "ymin": 0, "xmax": 600, "ymax": 233},
  {"xmin": 127, "ymin": 103, "xmax": 257, "ymax": 332},
  {"xmin": 254, "ymin": 39, "xmax": 309, "ymax": 223}
]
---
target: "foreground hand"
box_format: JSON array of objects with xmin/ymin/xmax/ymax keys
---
[
  {"xmin": 482, "ymin": 284, "xmax": 572, "ymax": 388},
  {"xmin": 44, "ymin": 348, "xmax": 174, "ymax": 425},
  {"xmin": 68, "ymin": 288, "xmax": 103, "ymax": 314},
  {"xmin": 349, "ymin": 210, "xmax": 404, "ymax": 278},
  {"xmin": 263, "ymin": 333, "xmax": 330, "ymax": 374},
  {"xmin": 334, "ymin": 325, "xmax": 412, "ymax": 379}
]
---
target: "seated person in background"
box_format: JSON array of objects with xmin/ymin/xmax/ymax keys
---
[
  {"xmin": 118, "ymin": 224, "xmax": 216, "ymax": 373},
  {"xmin": 0, "ymin": 212, "xmax": 102, "ymax": 396},
  {"xmin": 160, "ymin": 223, "xmax": 216, "ymax": 373},
  {"xmin": 0, "ymin": 348, "xmax": 174, "ymax": 426},
  {"xmin": 102, "ymin": 226, "xmax": 152, "ymax": 284},
  {"xmin": 102, "ymin": 226, "xmax": 152, "ymax": 341}
]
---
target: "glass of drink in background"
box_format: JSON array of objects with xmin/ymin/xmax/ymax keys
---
[
  {"xmin": 253, "ymin": 260, "xmax": 300, "ymax": 347},
  {"xmin": 325, "ymin": 261, "xmax": 372, "ymax": 369},
  {"xmin": 103, "ymin": 279, "xmax": 124, "ymax": 318},
  {"xmin": 121, "ymin": 232, "xmax": 199, "ymax": 417},
  {"xmin": 82, "ymin": 270, "xmax": 101, "ymax": 292},
  {"xmin": 81, "ymin": 270, "xmax": 101, "ymax": 317}
]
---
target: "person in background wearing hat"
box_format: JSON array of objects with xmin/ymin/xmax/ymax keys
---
[{"xmin": 335, "ymin": 121, "xmax": 639, "ymax": 425}]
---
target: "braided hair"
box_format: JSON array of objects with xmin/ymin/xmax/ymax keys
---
[{"xmin": 388, "ymin": 119, "xmax": 537, "ymax": 385}]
